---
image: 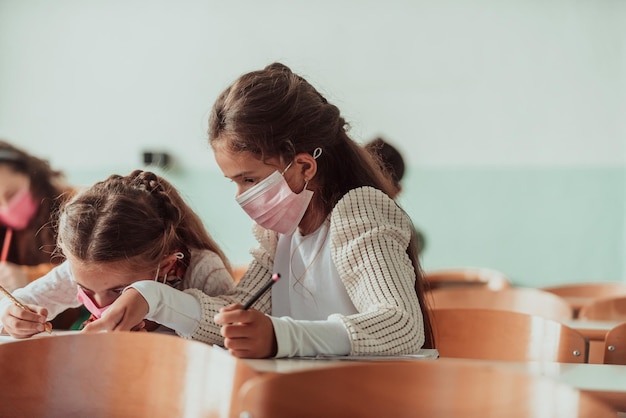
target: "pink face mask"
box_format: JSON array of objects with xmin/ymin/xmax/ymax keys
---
[
  {"xmin": 76, "ymin": 287, "xmax": 111, "ymax": 319},
  {"xmin": 236, "ymin": 163, "xmax": 314, "ymax": 235},
  {"xmin": 0, "ymin": 188, "xmax": 38, "ymax": 230}
]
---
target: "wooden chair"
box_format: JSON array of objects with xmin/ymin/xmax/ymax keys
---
[
  {"xmin": 542, "ymin": 282, "xmax": 626, "ymax": 318},
  {"xmin": 578, "ymin": 295, "xmax": 626, "ymax": 321},
  {"xmin": 604, "ymin": 322, "xmax": 626, "ymax": 365},
  {"xmin": 232, "ymin": 265, "xmax": 248, "ymax": 284},
  {"xmin": 0, "ymin": 332, "xmax": 257, "ymax": 418},
  {"xmin": 423, "ymin": 267, "xmax": 512, "ymax": 291},
  {"xmin": 428, "ymin": 286, "xmax": 573, "ymax": 322},
  {"xmin": 235, "ymin": 359, "xmax": 616, "ymax": 418},
  {"xmin": 431, "ymin": 308, "xmax": 588, "ymax": 363}
]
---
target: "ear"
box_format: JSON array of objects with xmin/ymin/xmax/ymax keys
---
[
  {"xmin": 293, "ymin": 152, "xmax": 318, "ymax": 181},
  {"xmin": 159, "ymin": 253, "xmax": 180, "ymax": 272}
]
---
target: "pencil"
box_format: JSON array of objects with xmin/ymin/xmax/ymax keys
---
[
  {"xmin": 242, "ymin": 273, "xmax": 281, "ymax": 310},
  {"xmin": 1, "ymin": 228, "xmax": 12, "ymax": 262},
  {"xmin": 0, "ymin": 284, "xmax": 52, "ymax": 333}
]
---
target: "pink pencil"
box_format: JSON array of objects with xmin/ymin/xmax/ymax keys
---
[{"xmin": 1, "ymin": 228, "xmax": 12, "ymax": 262}]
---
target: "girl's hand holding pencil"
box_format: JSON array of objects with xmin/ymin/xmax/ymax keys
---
[
  {"xmin": 214, "ymin": 273, "xmax": 280, "ymax": 359},
  {"xmin": 0, "ymin": 285, "xmax": 52, "ymax": 338}
]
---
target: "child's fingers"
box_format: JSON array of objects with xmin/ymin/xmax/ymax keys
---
[
  {"xmin": 2, "ymin": 305, "xmax": 48, "ymax": 338},
  {"xmin": 9, "ymin": 303, "xmax": 47, "ymax": 324},
  {"xmin": 220, "ymin": 303, "xmax": 244, "ymax": 313},
  {"xmin": 214, "ymin": 305, "xmax": 248, "ymax": 325}
]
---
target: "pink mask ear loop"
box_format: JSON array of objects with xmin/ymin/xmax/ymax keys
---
[
  {"xmin": 156, "ymin": 252, "xmax": 185, "ymax": 284},
  {"xmin": 281, "ymin": 161, "xmax": 294, "ymax": 175}
]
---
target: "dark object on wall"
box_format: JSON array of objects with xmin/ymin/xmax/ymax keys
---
[{"xmin": 143, "ymin": 151, "xmax": 171, "ymax": 168}]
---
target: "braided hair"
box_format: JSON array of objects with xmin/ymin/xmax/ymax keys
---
[{"xmin": 56, "ymin": 170, "xmax": 230, "ymax": 275}]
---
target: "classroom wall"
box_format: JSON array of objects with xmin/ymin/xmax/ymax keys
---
[{"xmin": 0, "ymin": 0, "xmax": 624, "ymax": 286}]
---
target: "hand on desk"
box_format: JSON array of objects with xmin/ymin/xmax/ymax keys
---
[
  {"xmin": 214, "ymin": 304, "xmax": 277, "ymax": 359},
  {"xmin": 82, "ymin": 288, "xmax": 149, "ymax": 333},
  {"xmin": 1, "ymin": 303, "xmax": 50, "ymax": 339}
]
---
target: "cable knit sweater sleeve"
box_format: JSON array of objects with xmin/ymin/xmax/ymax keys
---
[
  {"xmin": 185, "ymin": 187, "xmax": 425, "ymax": 354},
  {"xmin": 329, "ymin": 186, "xmax": 425, "ymax": 355},
  {"xmin": 185, "ymin": 225, "xmax": 277, "ymax": 344}
]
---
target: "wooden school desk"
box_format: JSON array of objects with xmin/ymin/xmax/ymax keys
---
[
  {"xmin": 2, "ymin": 333, "xmax": 625, "ymax": 415},
  {"xmin": 564, "ymin": 319, "xmax": 623, "ymax": 364},
  {"xmin": 240, "ymin": 349, "xmax": 626, "ymax": 412}
]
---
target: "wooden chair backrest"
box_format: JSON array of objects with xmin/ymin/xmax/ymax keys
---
[
  {"xmin": 0, "ymin": 332, "xmax": 257, "ymax": 418},
  {"xmin": 423, "ymin": 267, "xmax": 512, "ymax": 291},
  {"xmin": 428, "ymin": 286, "xmax": 573, "ymax": 322},
  {"xmin": 235, "ymin": 360, "xmax": 615, "ymax": 418},
  {"xmin": 542, "ymin": 282, "xmax": 626, "ymax": 299},
  {"xmin": 604, "ymin": 322, "xmax": 626, "ymax": 365},
  {"xmin": 431, "ymin": 308, "xmax": 588, "ymax": 363},
  {"xmin": 578, "ymin": 295, "xmax": 626, "ymax": 321},
  {"xmin": 232, "ymin": 265, "xmax": 248, "ymax": 284}
]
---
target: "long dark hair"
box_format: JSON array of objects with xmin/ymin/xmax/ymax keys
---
[
  {"xmin": 0, "ymin": 140, "xmax": 70, "ymax": 266},
  {"xmin": 208, "ymin": 63, "xmax": 434, "ymax": 348}
]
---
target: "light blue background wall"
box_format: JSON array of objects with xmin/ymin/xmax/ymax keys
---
[{"xmin": 1, "ymin": 1, "xmax": 624, "ymax": 286}]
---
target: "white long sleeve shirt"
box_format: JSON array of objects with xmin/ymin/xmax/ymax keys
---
[{"xmin": 0, "ymin": 249, "xmax": 234, "ymax": 336}]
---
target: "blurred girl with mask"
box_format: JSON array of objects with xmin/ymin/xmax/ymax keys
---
[{"xmin": 0, "ymin": 141, "xmax": 71, "ymax": 291}]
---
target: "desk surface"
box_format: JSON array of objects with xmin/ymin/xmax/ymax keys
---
[{"xmin": 241, "ymin": 350, "xmax": 626, "ymax": 411}]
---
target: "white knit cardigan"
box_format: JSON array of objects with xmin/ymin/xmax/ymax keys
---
[{"xmin": 186, "ymin": 186, "xmax": 425, "ymax": 355}]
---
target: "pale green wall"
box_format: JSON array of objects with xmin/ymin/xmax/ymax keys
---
[
  {"xmin": 66, "ymin": 165, "xmax": 626, "ymax": 286},
  {"xmin": 3, "ymin": 1, "xmax": 625, "ymax": 286}
]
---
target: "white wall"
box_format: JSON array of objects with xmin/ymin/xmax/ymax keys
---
[
  {"xmin": 0, "ymin": 0, "xmax": 624, "ymax": 280},
  {"xmin": 0, "ymin": 0, "xmax": 622, "ymax": 170}
]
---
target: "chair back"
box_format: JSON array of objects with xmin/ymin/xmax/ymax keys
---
[
  {"xmin": 578, "ymin": 295, "xmax": 626, "ymax": 321},
  {"xmin": 603, "ymin": 322, "xmax": 626, "ymax": 365},
  {"xmin": 543, "ymin": 282, "xmax": 626, "ymax": 318},
  {"xmin": 431, "ymin": 308, "xmax": 588, "ymax": 363},
  {"xmin": 0, "ymin": 332, "xmax": 257, "ymax": 418},
  {"xmin": 423, "ymin": 267, "xmax": 511, "ymax": 291},
  {"xmin": 232, "ymin": 265, "xmax": 248, "ymax": 283},
  {"xmin": 542, "ymin": 282, "xmax": 626, "ymax": 298},
  {"xmin": 236, "ymin": 360, "xmax": 615, "ymax": 418},
  {"xmin": 428, "ymin": 286, "xmax": 573, "ymax": 321}
]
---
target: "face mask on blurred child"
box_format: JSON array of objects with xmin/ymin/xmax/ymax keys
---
[{"xmin": 0, "ymin": 188, "xmax": 38, "ymax": 230}]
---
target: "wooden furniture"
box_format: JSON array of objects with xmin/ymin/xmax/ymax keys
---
[
  {"xmin": 1, "ymin": 333, "xmax": 625, "ymax": 414},
  {"xmin": 235, "ymin": 359, "xmax": 617, "ymax": 418},
  {"xmin": 428, "ymin": 286, "xmax": 573, "ymax": 322},
  {"xmin": 564, "ymin": 319, "xmax": 623, "ymax": 364},
  {"xmin": 542, "ymin": 282, "xmax": 626, "ymax": 318},
  {"xmin": 232, "ymin": 265, "xmax": 248, "ymax": 283},
  {"xmin": 431, "ymin": 308, "xmax": 588, "ymax": 363},
  {"xmin": 578, "ymin": 295, "xmax": 626, "ymax": 321},
  {"xmin": 0, "ymin": 332, "xmax": 257, "ymax": 418},
  {"xmin": 604, "ymin": 322, "xmax": 626, "ymax": 365},
  {"xmin": 423, "ymin": 267, "xmax": 512, "ymax": 291}
]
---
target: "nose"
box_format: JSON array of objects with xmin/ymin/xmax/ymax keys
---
[{"xmin": 92, "ymin": 293, "xmax": 117, "ymax": 308}]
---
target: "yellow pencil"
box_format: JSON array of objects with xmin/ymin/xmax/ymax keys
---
[{"xmin": 0, "ymin": 285, "xmax": 52, "ymax": 333}]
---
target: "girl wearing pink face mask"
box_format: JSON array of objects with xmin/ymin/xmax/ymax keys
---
[
  {"xmin": 0, "ymin": 170, "xmax": 234, "ymax": 339},
  {"xmin": 83, "ymin": 63, "xmax": 435, "ymax": 359},
  {"xmin": 0, "ymin": 141, "xmax": 73, "ymax": 293}
]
